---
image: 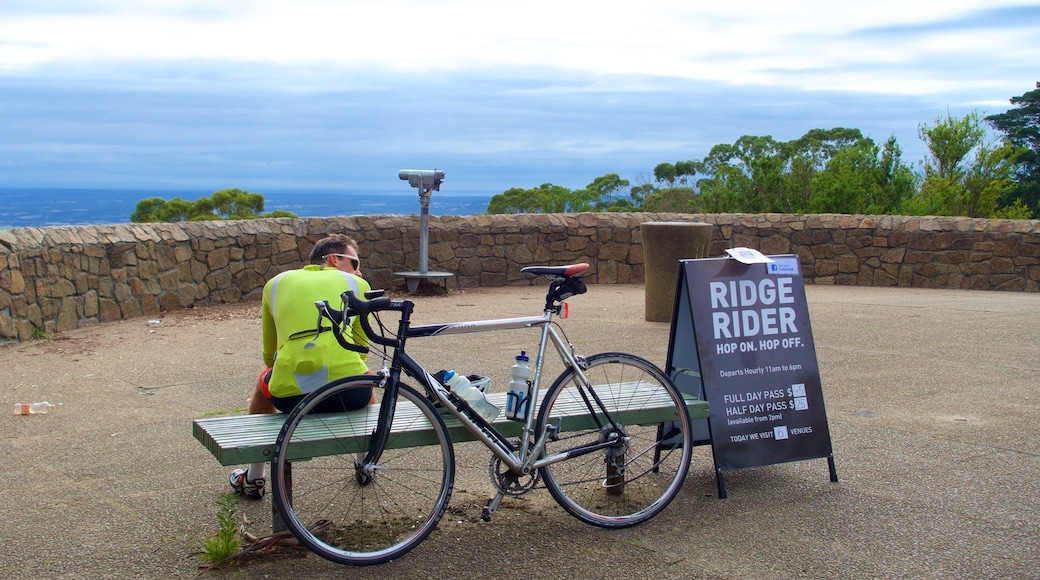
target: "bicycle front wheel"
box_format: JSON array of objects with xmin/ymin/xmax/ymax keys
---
[
  {"xmin": 271, "ymin": 376, "xmax": 455, "ymax": 566},
  {"xmin": 536, "ymin": 352, "xmax": 692, "ymax": 528}
]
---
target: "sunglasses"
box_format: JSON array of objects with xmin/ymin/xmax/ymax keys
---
[{"xmin": 324, "ymin": 253, "xmax": 360, "ymax": 270}]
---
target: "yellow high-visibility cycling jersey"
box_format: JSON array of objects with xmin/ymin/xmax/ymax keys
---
[{"xmin": 261, "ymin": 264, "xmax": 372, "ymax": 399}]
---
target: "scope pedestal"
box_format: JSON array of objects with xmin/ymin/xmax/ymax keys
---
[{"xmin": 395, "ymin": 169, "xmax": 454, "ymax": 293}]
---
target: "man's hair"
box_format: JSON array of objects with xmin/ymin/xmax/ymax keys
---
[{"xmin": 309, "ymin": 234, "xmax": 359, "ymax": 265}]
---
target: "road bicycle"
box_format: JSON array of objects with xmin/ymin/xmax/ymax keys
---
[{"xmin": 269, "ymin": 263, "xmax": 694, "ymax": 566}]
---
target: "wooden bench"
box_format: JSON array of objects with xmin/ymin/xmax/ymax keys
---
[
  {"xmin": 193, "ymin": 386, "xmax": 710, "ymax": 467},
  {"xmin": 194, "ymin": 383, "xmax": 708, "ymax": 532}
]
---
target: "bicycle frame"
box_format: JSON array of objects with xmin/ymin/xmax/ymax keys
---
[{"xmin": 375, "ymin": 305, "xmax": 601, "ymax": 476}]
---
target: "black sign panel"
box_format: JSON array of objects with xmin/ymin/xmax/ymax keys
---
[{"xmin": 667, "ymin": 255, "xmax": 834, "ymax": 475}]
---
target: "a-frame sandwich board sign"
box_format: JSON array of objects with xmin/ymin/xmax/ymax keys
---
[{"xmin": 665, "ymin": 252, "xmax": 837, "ymax": 498}]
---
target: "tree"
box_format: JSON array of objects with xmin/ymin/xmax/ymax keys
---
[
  {"xmin": 486, "ymin": 183, "xmax": 573, "ymax": 214},
  {"xmin": 904, "ymin": 112, "xmax": 1014, "ymax": 217},
  {"xmin": 486, "ymin": 175, "xmax": 638, "ymax": 214},
  {"xmin": 689, "ymin": 129, "xmax": 873, "ymax": 214},
  {"xmin": 130, "ymin": 197, "xmax": 168, "ymax": 222},
  {"xmin": 130, "ymin": 189, "xmax": 296, "ymax": 223},
  {"xmin": 131, "ymin": 196, "xmax": 194, "ymax": 222},
  {"xmin": 698, "ymin": 147, "xmax": 751, "ymax": 213},
  {"xmin": 190, "ymin": 196, "xmax": 216, "ymax": 220},
  {"xmin": 584, "ymin": 173, "xmax": 631, "ymax": 210},
  {"xmin": 674, "ymin": 160, "xmax": 699, "ymax": 187},
  {"xmin": 873, "ymin": 136, "xmax": 919, "ymax": 214},
  {"xmin": 163, "ymin": 198, "xmax": 195, "ymax": 221},
  {"xmin": 985, "ymin": 81, "xmax": 1040, "ymax": 217},
  {"xmin": 642, "ymin": 187, "xmax": 699, "ymax": 213},
  {"xmin": 785, "ymin": 128, "xmax": 865, "ymax": 211},
  {"xmin": 808, "ymin": 141, "xmax": 875, "ymax": 214},
  {"xmin": 482, "ymin": 107, "xmax": 1035, "ymax": 219},
  {"xmin": 211, "ymin": 188, "xmax": 265, "ymax": 219},
  {"xmin": 808, "ymin": 136, "xmax": 917, "ymax": 214},
  {"xmin": 653, "ymin": 163, "xmax": 677, "ymax": 187},
  {"xmin": 628, "ymin": 182, "xmax": 656, "ymax": 208}
]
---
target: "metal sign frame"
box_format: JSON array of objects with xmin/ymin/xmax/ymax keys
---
[{"xmin": 665, "ymin": 255, "xmax": 837, "ymax": 498}]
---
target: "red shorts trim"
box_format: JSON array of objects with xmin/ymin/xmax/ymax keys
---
[{"xmin": 258, "ymin": 367, "xmax": 273, "ymax": 399}]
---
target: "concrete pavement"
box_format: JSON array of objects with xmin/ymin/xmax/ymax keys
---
[{"xmin": 1, "ymin": 283, "xmax": 1038, "ymax": 579}]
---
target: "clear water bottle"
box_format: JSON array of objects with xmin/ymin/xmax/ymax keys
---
[
  {"xmin": 444, "ymin": 370, "xmax": 500, "ymax": 422},
  {"xmin": 13, "ymin": 401, "xmax": 55, "ymax": 415},
  {"xmin": 505, "ymin": 351, "xmax": 533, "ymax": 421}
]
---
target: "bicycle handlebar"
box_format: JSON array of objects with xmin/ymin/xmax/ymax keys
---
[{"xmin": 316, "ymin": 291, "xmax": 414, "ymax": 351}]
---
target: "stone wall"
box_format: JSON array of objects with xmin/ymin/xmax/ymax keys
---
[{"xmin": 1, "ymin": 213, "xmax": 1037, "ymax": 342}]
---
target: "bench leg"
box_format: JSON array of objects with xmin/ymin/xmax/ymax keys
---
[
  {"xmin": 606, "ymin": 453, "xmax": 626, "ymax": 495},
  {"xmin": 271, "ymin": 462, "xmax": 291, "ymax": 533}
]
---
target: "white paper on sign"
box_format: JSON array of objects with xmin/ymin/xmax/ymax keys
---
[{"xmin": 724, "ymin": 247, "xmax": 775, "ymax": 264}]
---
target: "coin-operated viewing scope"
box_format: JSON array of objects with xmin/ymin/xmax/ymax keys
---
[
  {"xmin": 395, "ymin": 168, "xmax": 453, "ymax": 293},
  {"xmin": 399, "ymin": 169, "xmax": 445, "ymax": 191}
]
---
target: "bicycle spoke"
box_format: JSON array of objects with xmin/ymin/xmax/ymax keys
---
[
  {"xmin": 537, "ymin": 353, "xmax": 692, "ymax": 528},
  {"xmin": 271, "ymin": 378, "xmax": 455, "ymax": 566}
]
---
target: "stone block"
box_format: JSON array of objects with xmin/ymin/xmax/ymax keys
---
[
  {"xmin": 993, "ymin": 238, "xmax": 1019, "ymax": 257},
  {"xmin": 83, "ymin": 290, "xmax": 98, "ymax": 318},
  {"xmin": 597, "ymin": 243, "xmax": 629, "ymax": 261},
  {"xmin": 141, "ymin": 296, "xmax": 161, "ymax": 315},
  {"xmin": 56, "ymin": 298, "xmax": 79, "ymax": 332},
  {"xmin": 234, "ymin": 269, "xmax": 266, "ymax": 295},
  {"xmin": 207, "ymin": 248, "xmax": 230, "ymax": 270},
  {"xmin": 120, "ymin": 299, "xmax": 142, "ymax": 319},
  {"xmin": 814, "ymin": 260, "xmax": 837, "ymax": 276},
  {"xmin": 872, "ymin": 268, "xmax": 897, "ymax": 286},
  {"xmin": 880, "ymin": 248, "xmax": 906, "ymax": 263},
  {"xmin": 838, "ymin": 256, "xmax": 860, "ymax": 273},
  {"xmin": 480, "ymin": 272, "xmax": 507, "ymax": 287},
  {"xmin": 0, "ymin": 312, "xmax": 15, "ymax": 338},
  {"xmin": 757, "ymin": 234, "xmax": 790, "ymax": 254}
]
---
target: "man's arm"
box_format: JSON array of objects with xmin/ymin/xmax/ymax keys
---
[{"xmin": 261, "ymin": 283, "xmax": 278, "ymax": 368}]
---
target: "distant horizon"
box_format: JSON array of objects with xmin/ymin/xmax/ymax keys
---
[
  {"xmin": 0, "ymin": 185, "xmax": 494, "ymax": 197},
  {"xmin": 0, "ymin": 187, "xmax": 495, "ymax": 229}
]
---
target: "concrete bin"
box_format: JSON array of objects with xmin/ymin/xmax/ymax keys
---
[{"xmin": 642, "ymin": 222, "xmax": 713, "ymax": 322}]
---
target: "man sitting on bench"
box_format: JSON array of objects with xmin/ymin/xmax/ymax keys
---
[{"xmin": 229, "ymin": 234, "xmax": 374, "ymax": 499}]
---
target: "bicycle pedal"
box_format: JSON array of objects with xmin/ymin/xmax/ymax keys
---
[{"xmin": 482, "ymin": 494, "xmax": 504, "ymax": 522}]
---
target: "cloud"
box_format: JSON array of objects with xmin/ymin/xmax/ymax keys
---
[
  {"xmin": 3, "ymin": 1, "xmax": 1036, "ymax": 90},
  {"xmin": 856, "ymin": 4, "xmax": 1040, "ymax": 35},
  {"xmin": 0, "ymin": 1, "xmax": 1035, "ymax": 195},
  {"xmin": 0, "ymin": 62, "xmax": 979, "ymax": 194}
]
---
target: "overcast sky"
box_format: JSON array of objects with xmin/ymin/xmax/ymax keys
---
[{"xmin": 1, "ymin": 1, "xmax": 1038, "ymax": 196}]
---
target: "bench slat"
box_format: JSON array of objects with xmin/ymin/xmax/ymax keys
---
[{"xmin": 193, "ymin": 384, "xmax": 709, "ymax": 466}]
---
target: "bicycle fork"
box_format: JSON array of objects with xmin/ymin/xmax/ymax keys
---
[{"xmin": 353, "ymin": 368, "xmax": 400, "ymax": 483}]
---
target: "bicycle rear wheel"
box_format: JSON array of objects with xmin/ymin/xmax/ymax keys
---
[
  {"xmin": 271, "ymin": 376, "xmax": 455, "ymax": 566},
  {"xmin": 536, "ymin": 352, "xmax": 692, "ymax": 528}
]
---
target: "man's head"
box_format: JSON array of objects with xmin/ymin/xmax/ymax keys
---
[{"xmin": 309, "ymin": 234, "xmax": 361, "ymax": 276}]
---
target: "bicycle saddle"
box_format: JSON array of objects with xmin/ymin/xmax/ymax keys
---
[{"xmin": 521, "ymin": 263, "xmax": 590, "ymax": 278}]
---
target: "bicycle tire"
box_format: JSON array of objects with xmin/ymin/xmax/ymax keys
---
[
  {"xmin": 271, "ymin": 376, "xmax": 455, "ymax": 566},
  {"xmin": 536, "ymin": 352, "xmax": 692, "ymax": 528}
]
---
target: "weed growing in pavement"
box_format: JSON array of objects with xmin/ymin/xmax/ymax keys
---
[{"xmin": 199, "ymin": 492, "xmax": 240, "ymax": 566}]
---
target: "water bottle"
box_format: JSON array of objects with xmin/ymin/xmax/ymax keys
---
[
  {"xmin": 13, "ymin": 401, "xmax": 55, "ymax": 415},
  {"xmin": 505, "ymin": 351, "xmax": 533, "ymax": 421},
  {"xmin": 443, "ymin": 370, "xmax": 500, "ymax": 422}
]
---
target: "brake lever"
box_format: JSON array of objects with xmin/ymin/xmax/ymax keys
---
[{"xmin": 314, "ymin": 300, "xmax": 331, "ymax": 341}]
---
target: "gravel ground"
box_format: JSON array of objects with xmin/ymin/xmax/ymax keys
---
[{"xmin": 1, "ymin": 284, "xmax": 1037, "ymax": 579}]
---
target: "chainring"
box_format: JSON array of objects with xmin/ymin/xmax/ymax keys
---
[{"xmin": 488, "ymin": 453, "xmax": 540, "ymax": 497}]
